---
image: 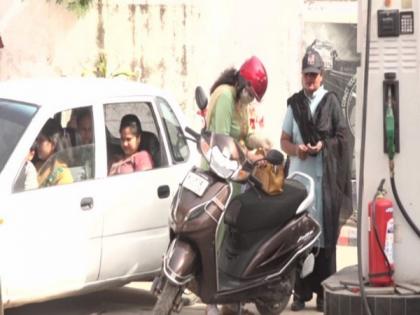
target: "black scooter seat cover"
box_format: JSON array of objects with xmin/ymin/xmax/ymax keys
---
[{"xmin": 224, "ymin": 179, "xmax": 307, "ymax": 232}]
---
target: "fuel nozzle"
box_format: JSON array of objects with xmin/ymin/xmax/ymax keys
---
[{"xmin": 385, "ymin": 86, "xmax": 395, "ymax": 160}]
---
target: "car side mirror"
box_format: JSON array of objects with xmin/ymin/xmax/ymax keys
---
[{"xmin": 195, "ymin": 86, "xmax": 208, "ymax": 111}]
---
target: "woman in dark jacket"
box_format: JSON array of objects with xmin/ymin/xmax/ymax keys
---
[{"xmin": 281, "ymin": 49, "xmax": 353, "ymax": 312}]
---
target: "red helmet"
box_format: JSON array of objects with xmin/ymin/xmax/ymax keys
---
[{"xmin": 239, "ymin": 56, "xmax": 268, "ymax": 102}]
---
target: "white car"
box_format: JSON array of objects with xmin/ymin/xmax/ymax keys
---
[{"xmin": 0, "ymin": 77, "xmax": 197, "ymax": 309}]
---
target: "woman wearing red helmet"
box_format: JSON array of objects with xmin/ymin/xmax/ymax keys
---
[
  {"xmin": 205, "ymin": 56, "xmax": 269, "ymax": 165},
  {"xmin": 204, "ymin": 57, "xmax": 269, "ymax": 315}
]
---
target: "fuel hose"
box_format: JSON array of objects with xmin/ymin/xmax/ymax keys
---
[
  {"xmin": 357, "ymin": 0, "xmax": 373, "ymax": 313},
  {"xmin": 385, "ymin": 85, "xmax": 420, "ymax": 237},
  {"xmin": 389, "ymin": 164, "xmax": 420, "ymax": 237}
]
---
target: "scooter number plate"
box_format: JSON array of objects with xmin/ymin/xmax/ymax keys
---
[{"xmin": 183, "ymin": 172, "xmax": 209, "ymax": 197}]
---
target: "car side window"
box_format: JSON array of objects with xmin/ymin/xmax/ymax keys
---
[
  {"xmin": 12, "ymin": 106, "xmax": 95, "ymax": 193},
  {"xmin": 156, "ymin": 97, "xmax": 190, "ymax": 163},
  {"xmin": 104, "ymin": 101, "xmax": 166, "ymax": 176}
]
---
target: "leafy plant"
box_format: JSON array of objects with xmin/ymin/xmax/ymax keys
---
[
  {"xmin": 82, "ymin": 52, "xmax": 136, "ymax": 79},
  {"xmin": 52, "ymin": 0, "xmax": 93, "ymax": 15},
  {"xmin": 94, "ymin": 52, "xmax": 107, "ymax": 78}
]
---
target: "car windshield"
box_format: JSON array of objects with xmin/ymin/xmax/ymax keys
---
[{"xmin": 0, "ymin": 99, "xmax": 38, "ymax": 173}]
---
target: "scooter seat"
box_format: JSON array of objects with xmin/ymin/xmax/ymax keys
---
[{"xmin": 224, "ymin": 179, "xmax": 307, "ymax": 232}]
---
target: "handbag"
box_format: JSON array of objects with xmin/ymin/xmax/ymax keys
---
[{"xmin": 253, "ymin": 150, "xmax": 285, "ymax": 195}]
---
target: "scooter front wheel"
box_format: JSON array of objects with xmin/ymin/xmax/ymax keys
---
[{"xmin": 152, "ymin": 281, "xmax": 180, "ymax": 315}]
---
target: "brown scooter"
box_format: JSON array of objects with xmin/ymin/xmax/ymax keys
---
[{"xmin": 151, "ymin": 89, "xmax": 320, "ymax": 315}]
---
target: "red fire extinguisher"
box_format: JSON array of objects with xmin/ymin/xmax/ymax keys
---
[{"xmin": 368, "ymin": 181, "xmax": 394, "ymax": 286}]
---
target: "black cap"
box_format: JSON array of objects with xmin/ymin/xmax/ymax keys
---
[{"xmin": 302, "ymin": 49, "xmax": 324, "ymax": 74}]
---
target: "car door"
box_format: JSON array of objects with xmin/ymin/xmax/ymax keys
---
[
  {"xmin": 97, "ymin": 96, "xmax": 194, "ymax": 280},
  {"xmin": 0, "ymin": 105, "xmax": 102, "ymax": 305}
]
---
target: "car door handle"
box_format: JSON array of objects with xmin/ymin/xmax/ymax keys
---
[
  {"xmin": 158, "ymin": 185, "xmax": 170, "ymax": 199},
  {"xmin": 81, "ymin": 197, "xmax": 94, "ymax": 211}
]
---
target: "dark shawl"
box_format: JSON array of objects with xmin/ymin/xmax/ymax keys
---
[{"xmin": 288, "ymin": 90, "xmax": 353, "ymax": 252}]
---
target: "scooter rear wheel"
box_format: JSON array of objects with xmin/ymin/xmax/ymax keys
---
[
  {"xmin": 255, "ymin": 268, "xmax": 295, "ymax": 315},
  {"xmin": 256, "ymin": 298, "xmax": 290, "ymax": 315},
  {"xmin": 152, "ymin": 281, "xmax": 180, "ymax": 315}
]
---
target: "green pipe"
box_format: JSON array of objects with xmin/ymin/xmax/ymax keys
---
[{"xmin": 385, "ymin": 88, "xmax": 395, "ymax": 160}]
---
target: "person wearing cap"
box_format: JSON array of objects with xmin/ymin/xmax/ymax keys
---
[
  {"xmin": 280, "ymin": 49, "xmax": 353, "ymax": 312},
  {"xmin": 204, "ymin": 56, "xmax": 269, "ymax": 315}
]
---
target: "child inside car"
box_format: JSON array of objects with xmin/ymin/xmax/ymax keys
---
[{"xmin": 108, "ymin": 114, "xmax": 154, "ymax": 175}]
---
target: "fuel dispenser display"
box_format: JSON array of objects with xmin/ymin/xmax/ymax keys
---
[
  {"xmin": 377, "ymin": 8, "xmax": 415, "ymax": 37},
  {"xmin": 377, "ymin": 9, "xmax": 400, "ymax": 37}
]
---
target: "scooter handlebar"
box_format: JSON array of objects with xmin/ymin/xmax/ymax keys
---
[{"xmin": 185, "ymin": 127, "xmax": 200, "ymax": 141}]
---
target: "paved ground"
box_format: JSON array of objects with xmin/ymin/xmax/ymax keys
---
[{"xmin": 5, "ymin": 245, "xmax": 357, "ymax": 315}]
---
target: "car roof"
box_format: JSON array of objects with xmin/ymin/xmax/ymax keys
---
[{"xmin": 0, "ymin": 77, "xmax": 171, "ymax": 107}]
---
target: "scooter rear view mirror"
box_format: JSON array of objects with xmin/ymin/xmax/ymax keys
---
[
  {"xmin": 265, "ymin": 149, "xmax": 284, "ymax": 166},
  {"xmin": 195, "ymin": 86, "xmax": 208, "ymax": 111}
]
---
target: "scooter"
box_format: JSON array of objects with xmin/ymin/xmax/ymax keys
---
[{"xmin": 151, "ymin": 88, "xmax": 321, "ymax": 315}]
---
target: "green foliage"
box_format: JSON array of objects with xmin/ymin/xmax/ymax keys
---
[
  {"xmin": 53, "ymin": 0, "xmax": 93, "ymax": 15},
  {"xmin": 94, "ymin": 52, "xmax": 107, "ymax": 78},
  {"xmin": 82, "ymin": 52, "xmax": 136, "ymax": 79}
]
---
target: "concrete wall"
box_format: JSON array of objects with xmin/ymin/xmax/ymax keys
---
[{"xmin": 0, "ymin": 0, "xmax": 304, "ymax": 148}]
